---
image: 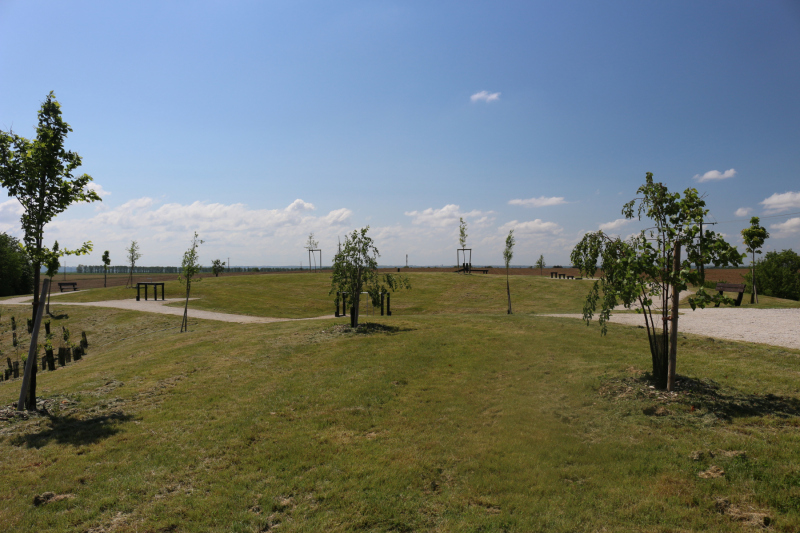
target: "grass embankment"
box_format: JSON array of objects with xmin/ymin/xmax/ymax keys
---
[
  {"xmin": 46, "ymin": 273, "xmax": 596, "ymax": 318},
  {"xmin": 0, "ymin": 274, "xmax": 799, "ymax": 531}
]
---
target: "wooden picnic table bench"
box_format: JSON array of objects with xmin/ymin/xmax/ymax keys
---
[
  {"xmin": 714, "ymin": 282, "xmax": 746, "ymax": 307},
  {"xmin": 58, "ymin": 282, "xmax": 78, "ymax": 292}
]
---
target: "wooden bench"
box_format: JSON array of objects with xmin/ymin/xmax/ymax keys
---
[
  {"xmin": 715, "ymin": 283, "xmax": 745, "ymax": 307},
  {"xmin": 58, "ymin": 282, "xmax": 78, "ymax": 292}
]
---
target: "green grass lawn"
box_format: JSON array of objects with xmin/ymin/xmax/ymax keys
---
[
  {"xmin": 45, "ymin": 272, "xmax": 599, "ymax": 318},
  {"xmin": 1, "ymin": 274, "xmax": 799, "ymax": 531}
]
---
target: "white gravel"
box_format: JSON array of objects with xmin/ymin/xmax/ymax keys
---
[
  {"xmin": 0, "ymin": 295, "xmax": 333, "ymax": 324},
  {"xmin": 543, "ymin": 307, "xmax": 800, "ymax": 351}
]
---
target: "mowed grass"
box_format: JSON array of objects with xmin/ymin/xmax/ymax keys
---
[
  {"xmin": 0, "ymin": 274, "xmax": 799, "ymax": 531},
  {"xmin": 48, "ymin": 272, "xmax": 597, "ymax": 318}
]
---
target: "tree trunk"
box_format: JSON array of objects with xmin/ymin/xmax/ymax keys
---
[
  {"xmin": 506, "ymin": 269, "xmax": 512, "ymax": 314},
  {"xmin": 104, "ymin": 270, "xmax": 107, "ymax": 287},
  {"xmin": 667, "ymin": 242, "xmax": 681, "ymax": 391},
  {"xmin": 750, "ymin": 252, "xmax": 757, "ymax": 304},
  {"xmin": 181, "ymin": 281, "xmax": 191, "ymax": 332}
]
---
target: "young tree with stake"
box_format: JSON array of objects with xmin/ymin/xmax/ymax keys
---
[
  {"xmin": 571, "ymin": 173, "xmax": 743, "ymax": 391},
  {"xmin": 179, "ymin": 233, "xmax": 203, "ymax": 333},
  {"xmin": 0, "ymin": 91, "xmax": 101, "ymax": 322},
  {"xmin": 535, "ymin": 254, "xmax": 545, "ymax": 276},
  {"xmin": 330, "ymin": 227, "xmax": 410, "ymax": 328},
  {"xmin": 504, "ymin": 230, "xmax": 515, "ymax": 314},
  {"xmin": 126, "ymin": 240, "xmax": 141, "ymax": 288},
  {"xmin": 102, "ymin": 250, "xmax": 111, "ymax": 287},
  {"xmin": 741, "ymin": 216, "xmax": 769, "ymax": 304}
]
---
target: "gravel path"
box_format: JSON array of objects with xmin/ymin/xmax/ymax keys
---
[
  {"xmin": 0, "ymin": 294, "xmax": 334, "ymax": 324},
  {"xmin": 543, "ymin": 308, "xmax": 800, "ymax": 351}
]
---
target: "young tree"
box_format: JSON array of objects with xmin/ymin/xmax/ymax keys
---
[
  {"xmin": 741, "ymin": 216, "xmax": 769, "ymax": 304},
  {"xmin": 535, "ymin": 254, "xmax": 545, "ymax": 276},
  {"xmin": 211, "ymin": 259, "xmax": 226, "ymax": 277},
  {"xmin": 179, "ymin": 232, "xmax": 203, "ymax": 333},
  {"xmin": 305, "ymin": 232, "xmax": 320, "ymax": 271},
  {"xmin": 503, "ymin": 230, "xmax": 515, "ymax": 314},
  {"xmin": 102, "ymin": 250, "xmax": 111, "ymax": 287},
  {"xmin": 330, "ymin": 226, "xmax": 410, "ymax": 328},
  {"xmin": 571, "ymin": 173, "xmax": 743, "ymax": 391},
  {"xmin": 0, "ymin": 91, "xmax": 101, "ymax": 321},
  {"xmin": 125, "ymin": 240, "xmax": 141, "ymax": 288},
  {"xmin": 459, "ymin": 217, "xmax": 468, "ymax": 249}
]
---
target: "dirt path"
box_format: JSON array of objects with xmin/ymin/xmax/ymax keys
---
[
  {"xmin": 0, "ymin": 293, "xmax": 334, "ymax": 324},
  {"xmin": 542, "ymin": 308, "xmax": 800, "ymax": 351}
]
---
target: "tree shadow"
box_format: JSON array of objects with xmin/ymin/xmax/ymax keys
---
[
  {"xmin": 638, "ymin": 373, "xmax": 800, "ymax": 420},
  {"xmin": 47, "ymin": 312, "xmax": 69, "ymax": 320},
  {"xmin": 10, "ymin": 411, "xmax": 133, "ymax": 448},
  {"xmin": 353, "ymin": 322, "xmax": 413, "ymax": 335}
]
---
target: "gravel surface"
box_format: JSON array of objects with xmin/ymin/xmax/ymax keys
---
[
  {"xmin": 544, "ymin": 307, "xmax": 800, "ymax": 351},
  {"xmin": 0, "ymin": 295, "xmax": 333, "ymax": 324}
]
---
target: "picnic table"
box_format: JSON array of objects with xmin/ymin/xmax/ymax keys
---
[{"xmin": 136, "ymin": 282, "xmax": 165, "ymax": 301}]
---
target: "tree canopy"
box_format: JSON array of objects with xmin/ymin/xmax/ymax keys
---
[
  {"xmin": 746, "ymin": 249, "xmax": 800, "ymax": 301},
  {"xmin": 0, "ymin": 233, "xmax": 33, "ymax": 297},
  {"xmin": 0, "ymin": 91, "xmax": 100, "ymax": 317},
  {"xmin": 330, "ymin": 226, "xmax": 410, "ymax": 327},
  {"xmin": 571, "ymin": 173, "xmax": 743, "ymax": 390}
]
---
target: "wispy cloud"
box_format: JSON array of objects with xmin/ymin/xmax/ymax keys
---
[
  {"xmin": 599, "ymin": 218, "xmax": 630, "ymax": 232},
  {"xmin": 770, "ymin": 217, "xmax": 800, "ymax": 238},
  {"xmin": 499, "ymin": 219, "xmax": 562, "ymax": 235},
  {"xmin": 735, "ymin": 207, "xmax": 752, "ymax": 217},
  {"xmin": 470, "ymin": 90, "xmax": 500, "ymax": 103},
  {"xmin": 760, "ymin": 191, "xmax": 800, "ymax": 214},
  {"xmin": 693, "ymin": 168, "xmax": 736, "ymax": 182},
  {"xmin": 508, "ymin": 196, "xmax": 566, "ymax": 208},
  {"xmin": 404, "ymin": 204, "xmax": 494, "ymax": 229}
]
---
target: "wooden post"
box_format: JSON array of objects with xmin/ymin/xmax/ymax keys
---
[
  {"xmin": 667, "ymin": 242, "xmax": 681, "ymax": 392},
  {"xmin": 381, "ymin": 292, "xmax": 385, "ymax": 316},
  {"xmin": 58, "ymin": 348, "xmax": 66, "ymax": 367},
  {"xmin": 13, "ymin": 361, "xmax": 19, "ymax": 378},
  {"xmin": 350, "ymin": 306, "xmax": 356, "ymax": 328},
  {"xmin": 18, "ymin": 279, "xmax": 49, "ymax": 411},
  {"xmin": 46, "ymin": 349, "xmax": 55, "ymax": 371},
  {"xmin": 387, "ymin": 293, "xmax": 391, "ymax": 316}
]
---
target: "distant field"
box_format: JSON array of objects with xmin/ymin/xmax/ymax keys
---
[{"xmin": 47, "ymin": 272, "xmax": 600, "ymax": 318}]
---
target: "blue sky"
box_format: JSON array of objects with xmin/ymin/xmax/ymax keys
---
[{"xmin": 2, "ymin": 1, "xmax": 799, "ymax": 267}]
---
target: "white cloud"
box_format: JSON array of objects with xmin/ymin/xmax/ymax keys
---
[
  {"xmin": 42, "ymin": 198, "xmax": 352, "ymax": 265},
  {"xmin": 760, "ymin": 191, "xmax": 800, "ymax": 214},
  {"xmin": 508, "ymin": 196, "xmax": 566, "ymax": 208},
  {"xmin": 404, "ymin": 204, "xmax": 494, "ymax": 229},
  {"xmin": 0, "ymin": 198, "xmax": 24, "ymax": 234},
  {"xmin": 470, "ymin": 90, "xmax": 500, "ymax": 103},
  {"xmin": 770, "ymin": 217, "xmax": 800, "ymax": 238},
  {"xmin": 87, "ymin": 182, "xmax": 111, "ymax": 198},
  {"xmin": 499, "ymin": 219, "xmax": 562, "ymax": 235},
  {"xmin": 599, "ymin": 218, "xmax": 631, "ymax": 232},
  {"xmin": 693, "ymin": 168, "xmax": 736, "ymax": 182},
  {"xmin": 735, "ymin": 207, "xmax": 752, "ymax": 217}
]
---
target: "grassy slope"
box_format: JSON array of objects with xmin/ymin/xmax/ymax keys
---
[
  {"xmin": 49, "ymin": 273, "xmax": 604, "ymax": 318},
  {"xmin": 1, "ymin": 276, "xmax": 799, "ymax": 531}
]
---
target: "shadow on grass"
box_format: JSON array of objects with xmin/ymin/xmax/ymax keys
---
[
  {"xmin": 353, "ymin": 322, "xmax": 413, "ymax": 335},
  {"xmin": 11, "ymin": 411, "xmax": 133, "ymax": 448},
  {"xmin": 671, "ymin": 375, "xmax": 800, "ymax": 420},
  {"xmin": 604, "ymin": 373, "xmax": 800, "ymax": 421},
  {"xmin": 47, "ymin": 312, "xmax": 69, "ymax": 320}
]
